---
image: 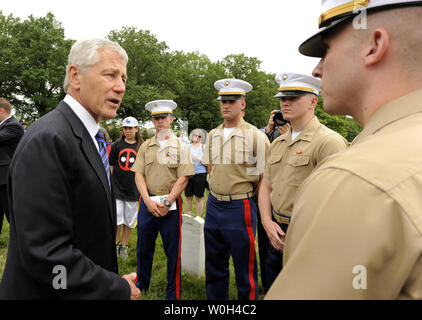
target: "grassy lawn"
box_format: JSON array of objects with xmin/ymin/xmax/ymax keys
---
[
  {"xmin": 0, "ymin": 191, "xmax": 265, "ymax": 300},
  {"xmin": 0, "ymin": 219, "xmax": 8, "ymax": 280}
]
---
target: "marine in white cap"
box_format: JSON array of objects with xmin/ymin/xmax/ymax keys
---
[
  {"xmin": 263, "ymin": 73, "xmax": 321, "ymax": 142},
  {"xmin": 131, "ymin": 99, "xmax": 194, "ymax": 300},
  {"xmin": 145, "ymin": 99, "xmax": 177, "ymax": 118},
  {"xmin": 214, "ymin": 78, "xmax": 253, "ymax": 101},
  {"xmin": 266, "ymin": 0, "xmax": 422, "ymax": 299},
  {"xmin": 258, "ymin": 72, "xmax": 348, "ymax": 292},
  {"xmin": 202, "ymin": 78, "xmax": 270, "ymax": 300}
]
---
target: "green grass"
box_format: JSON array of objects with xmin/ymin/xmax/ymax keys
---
[
  {"xmin": 0, "ymin": 219, "xmax": 9, "ymax": 280},
  {"xmin": 0, "ymin": 191, "xmax": 265, "ymax": 299}
]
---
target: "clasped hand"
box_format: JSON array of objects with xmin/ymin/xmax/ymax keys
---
[{"xmin": 145, "ymin": 198, "xmax": 170, "ymax": 217}]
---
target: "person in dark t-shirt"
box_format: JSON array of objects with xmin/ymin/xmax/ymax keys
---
[{"xmin": 110, "ymin": 116, "xmax": 143, "ymax": 259}]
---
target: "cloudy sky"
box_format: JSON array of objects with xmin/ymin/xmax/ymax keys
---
[{"xmin": 2, "ymin": 0, "xmax": 322, "ymax": 76}]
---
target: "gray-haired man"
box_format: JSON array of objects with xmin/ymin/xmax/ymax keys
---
[{"xmin": 0, "ymin": 39, "xmax": 140, "ymax": 300}]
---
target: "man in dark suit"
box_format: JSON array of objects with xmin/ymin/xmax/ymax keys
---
[
  {"xmin": 0, "ymin": 98, "xmax": 24, "ymax": 235},
  {"xmin": 0, "ymin": 39, "xmax": 140, "ymax": 300}
]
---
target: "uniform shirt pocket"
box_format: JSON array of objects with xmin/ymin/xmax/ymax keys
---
[
  {"xmin": 145, "ymin": 154, "xmax": 155, "ymax": 166},
  {"xmin": 287, "ymin": 154, "xmax": 311, "ymax": 186},
  {"xmin": 157, "ymin": 146, "xmax": 179, "ymax": 165},
  {"xmin": 165, "ymin": 146, "xmax": 179, "ymax": 166},
  {"xmin": 243, "ymin": 146, "xmax": 256, "ymax": 167},
  {"xmin": 167, "ymin": 163, "xmax": 179, "ymax": 169},
  {"xmin": 269, "ymin": 153, "xmax": 282, "ymax": 165},
  {"xmin": 269, "ymin": 153, "xmax": 283, "ymax": 176}
]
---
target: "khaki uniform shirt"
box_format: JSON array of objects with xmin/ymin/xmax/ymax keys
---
[
  {"xmin": 266, "ymin": 89, "xmax": 422, "ymax": 299},
  {"xmin": 203, "ymin": 118, "xmax": 270, "ymax": 195},
  {"xmin": 131, "ymin": 133, "xmax": 194, "ymax": 195},
  {"xmin": 264, "ymin": 116, "xmax": 348, "ymax": 217}
]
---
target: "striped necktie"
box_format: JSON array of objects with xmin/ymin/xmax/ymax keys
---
[{"xmin": 95, "ymin": 129, "xmax": 111, "ymax": 189}]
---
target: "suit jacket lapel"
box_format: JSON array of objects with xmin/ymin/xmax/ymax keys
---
[{"xmin": 56, "ymin": 102, "xmax": 115, "ymax": 224}]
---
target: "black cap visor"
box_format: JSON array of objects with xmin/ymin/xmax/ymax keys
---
[
  {"xmin": 299, "ymin": 2, "xmax": 422, "ymax": 57},
  {"xmin": 152, "ymin": 112, "xmax": 172, "ymax": 118},
  {"xmin": 299, "ymin": 16, "xmax": 353, "ymax": 58},
  {"xmin": 217, "ymin": 94, "xmax": 244, "ymax": 101},
  {"xmin": 218, "ymin": 94, "xmax": 244, "ymax": 101},
  {"xmin": 275, "ymin": 90, "xmax": 317, "ymax": 98}
]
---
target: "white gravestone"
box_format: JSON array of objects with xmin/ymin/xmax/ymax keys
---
[{"xmin": 181, "ymin": 214, "xmax": 205, "ymax": 277}]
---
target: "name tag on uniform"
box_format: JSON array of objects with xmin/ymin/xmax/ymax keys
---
[{"xmin": 150, "ymin": 195, "xmax": 177, "ymax": 211}]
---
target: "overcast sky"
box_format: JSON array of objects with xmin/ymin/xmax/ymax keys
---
[{"xmin": 2, "ymin": 0, "xmax": 322, "ymax": 76}]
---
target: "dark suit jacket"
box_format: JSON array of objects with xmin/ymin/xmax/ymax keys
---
[
  {"xmin": 0, "ymin": 116, "xmax": 24, "ymax": 185},
  {"xmin": 0, "ymin": 101, "xmax": 130, "ymax": 299},
  {"xmin": 260, "ymin": 126, "xmax": 282, "ymax": 143}
]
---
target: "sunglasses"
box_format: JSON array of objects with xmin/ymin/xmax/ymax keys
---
[{"xmin": 193, "ymin": 134, "xmax": 202, "ymax": 138}]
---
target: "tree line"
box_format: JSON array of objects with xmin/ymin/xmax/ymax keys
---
[{"xmin": 0, "ymin": 11, "xmax": 361, "ymax": 141}]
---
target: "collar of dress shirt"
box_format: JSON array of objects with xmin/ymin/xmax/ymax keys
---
[{"xmin": 63, "ymin": 94, "xmax": 100, "ymax": 151}]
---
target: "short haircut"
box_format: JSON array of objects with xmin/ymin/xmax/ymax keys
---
[
  {"xmin": 0, "ymin": 98, "xmax": 11, "ymax": 114},
  {"xmin": 63, "ymin": 39, "xmax": 128, "ymax": 92},
  {"xmin": 368, "ymin": 7, "xmax": 422, "ymax": 80}
]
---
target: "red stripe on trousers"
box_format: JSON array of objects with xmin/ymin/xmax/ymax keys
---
[
  {"xmin": 176, "ymin": 196, "xmax": 183, "ymax": 300},
  {"xmin": 134, "ymin": 196, "xmax": 142, "ymax": 286},
  {"xmin": 243, "ymin": 199, "xmax": 255, "ymax": 300},
  {"xmin": 138, "ymin": 196, "xmax": 142, "ymax": 210}
]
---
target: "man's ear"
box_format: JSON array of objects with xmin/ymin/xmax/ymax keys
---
[
  {"xmin": 67, "ymin": 65, "xmax": 81, "ymax": 90},
  {"xmin": 363, "ymin": 28, "xmax": 390, "ymax": 66},
  {"xmin": 307, "ymin": 95, "xmax": 318, "ymax": 110},
  {"xmin": 312, "ymin": 96, "xmax": 319, "ymax": 107}
]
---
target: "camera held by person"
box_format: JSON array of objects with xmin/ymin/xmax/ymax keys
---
[{"xmin": 273, "ymin": 110, "xmax": 289, "ymax": 127}]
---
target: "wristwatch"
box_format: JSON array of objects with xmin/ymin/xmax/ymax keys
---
[{"xmin": 164, "ymin": 199, "xmax": 171, "ymax": 208}]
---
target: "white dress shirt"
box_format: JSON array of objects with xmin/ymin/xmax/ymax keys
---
[{"xmin": 63, "ymin": 94, "xmax": 101, "ymax": 152}]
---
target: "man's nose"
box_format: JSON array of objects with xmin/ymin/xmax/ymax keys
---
[
  {"xmin": 312, "ymin": 59, "xmax": 323, "ymax": 79},
  {"xmin": 281, "ymin": 99, "xmax": 290, "ymax": 106},
  {"xmin": 114, "ymin": 77, "xmax": 126, "ymax": 93}
]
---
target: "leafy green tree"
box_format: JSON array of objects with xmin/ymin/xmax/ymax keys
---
[
  {"xmin": 0, "ymin": 12, "xmax": 73, "ymax": 121},
  {"xmin": 163, "ymin": 51, "xmax": 226, "ymax": 131},
  {"xmin": 108, "ymin": 27, "xmax": 175, "ymax": 123},
  {"xmin": 220, "ymin": 54, "xmax": 279, "ymax": 129},
  {"xmin": 344, "ymin": 116, "xmax": 362, "ymax": 142},
  {"xmin": 0, "ymin": 12, "xmax": 20, "ymax": 102}
]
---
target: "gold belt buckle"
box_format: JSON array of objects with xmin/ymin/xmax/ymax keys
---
[
  {"xmin": 211, "ymin": 190, "xmax": 229, "ymax": 202},
  {"xmin": 273, "ymin": 212, "xmax": 291, "ymax": 225},
  {"xmin": 211, "ymin": 190, "xmax": 253, "ymax": 202}
]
